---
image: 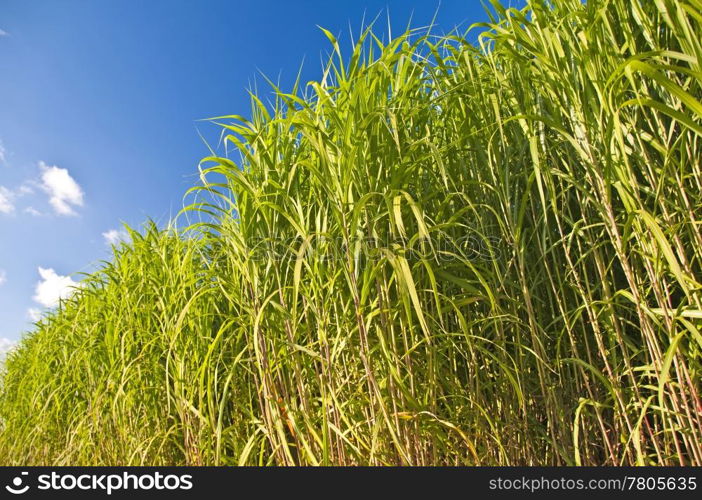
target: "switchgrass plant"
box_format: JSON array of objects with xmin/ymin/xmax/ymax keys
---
[{"xmin": 1, "ymin": 0, "xmax": 701, "ymax": 465}]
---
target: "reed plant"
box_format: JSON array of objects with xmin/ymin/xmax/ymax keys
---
[{"xmin": 1, "ymin": 0, "xmax": 700, "ymax": 465}]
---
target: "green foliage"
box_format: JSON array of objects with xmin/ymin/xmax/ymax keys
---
[{"xmin": 1, "ymin": 0, "xmax": 701, "ymax": 465}]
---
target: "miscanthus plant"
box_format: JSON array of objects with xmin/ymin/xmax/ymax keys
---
[{"xmin": 1, "ymin": 0, "xmax": 700, "ymax": 465}]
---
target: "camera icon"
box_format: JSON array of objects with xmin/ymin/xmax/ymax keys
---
[{"xmin": 5, "ymin": 472, "xmax": 30, "ymax": 494}]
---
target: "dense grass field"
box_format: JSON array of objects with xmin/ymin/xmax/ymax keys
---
[{"xmin": 1, "ymin": 0, "xmax": 701, "ymax": 465}]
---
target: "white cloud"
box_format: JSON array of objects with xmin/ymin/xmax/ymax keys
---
[
  {"xmin": 0, "ymin": 183, "xmax": 37, "ymax": 215},
  {"xmin": 0, "ymin": 140, "xmax": 6, "ymax": 164},
  {"xmin": 0, "ymin": 29, "xmax": 8, "ymax": 37},
  {"xmin": 39, "ymin": 161, "xmax": 84, "ymax": 216},
  {"xmin": 0, "ymin": 337, "xmax": 16, "ymax": 361},
  {"xmin": 0, "ymin": 186, "xmax": 14, "ymax": 214},
  {"xmin": 24, "ymin": 206, "xmax": 41, "ymax": 216},
  {"xmin": 17, "ymin": 183, "xmax": 34, "ymax": 195},
  {"xmin": 27, "ymin": 308, "xmax": 42, "ymax": 322},
  {"xmin": 0, "ymin": 269, "xmax": 6, "ymax": 286},
  {"xmin": 32, "ymin": 267, "xmax": 79, "ymax": 308},
  {"xmin": 103, "ymin": 228, "xmax": 129, "ymax": 245}
]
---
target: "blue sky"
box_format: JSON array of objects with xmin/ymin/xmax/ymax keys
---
[{"xmin": 0, "ymin": 0, "xmax": 518, "ymax": 348}]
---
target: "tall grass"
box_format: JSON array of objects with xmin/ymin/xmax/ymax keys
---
[{"xmin": 1, "ymin": 0, "xmax": 700, "ymax": 465}]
